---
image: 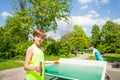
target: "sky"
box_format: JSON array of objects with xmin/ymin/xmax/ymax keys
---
[{"xmin": 0, "ymin": 0, "xmax": 120, "ymax": 40}]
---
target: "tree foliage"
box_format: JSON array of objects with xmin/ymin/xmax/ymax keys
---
[
  {"xmin": 70, "ymin": 25, "xmax": 89, "ymax": 52},
  {"xmin": 61, "ymin": 33, "xmax": 71, "ymax": 41},
  {"xmin": 45, "ymin": 41, "xmax": 72, "ymax": 56},
  {"xmin": 1, "ymin": 0, "xmax": 120, "ymax": 60},
  {"xmin": 100, "ymin": 21, "xmax": 120, "ymax": 53},
  {"xmin": 14, "ymin": 0, "xmax": 72, "ymax": 31},
  {"xmin": 0, "ymin": 0, "xmax": 72, "ymax": 59},
  {"xmin": 91, "ymin": 24, "xmax": 100, "ymax": 47}
]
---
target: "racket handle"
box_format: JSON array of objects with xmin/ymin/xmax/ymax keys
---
[{"xmin": 40, "ymin": 62, "xmax": 42, "ymax": 76}]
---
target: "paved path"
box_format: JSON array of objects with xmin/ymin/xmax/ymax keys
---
[
  {"xmin": 0, "ymin": 67, "xmax": 25, "ymax": 80},
  {"xmin": 0, "ymin": 54, "xmax": 120, "ymax": 80},
  {"xmin": 72, "ymin": 54, "xmax": 90, "ymax": 59}
]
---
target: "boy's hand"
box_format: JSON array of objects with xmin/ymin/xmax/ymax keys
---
[
  {"xmin": 54, "ymin": 61, "xmax": 60, "ymax": 64},
  {"xmin": 34, "ymin": 66, "xmax": 42, "ymax": 75},
  {"xmin": 34, "ymin": 66, "xmax": 41, "ymax": 72},
  {"xmin": 89, "ymin": 54, "xmax": 93, "ymax": 57}
]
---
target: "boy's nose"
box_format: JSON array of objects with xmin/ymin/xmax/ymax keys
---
[{"xmin": 38, "ymin": 38, "xmax": 41, "ymax": 41}]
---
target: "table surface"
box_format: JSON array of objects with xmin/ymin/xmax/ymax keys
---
[{"xmin": 45, "ymin": 63, "xmax": 104, "ymax": 80}]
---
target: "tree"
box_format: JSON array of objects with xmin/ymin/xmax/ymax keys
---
[
  {"xmin": 115, "ymin": 24, "xmax": 120, "ymax": 53},
  {"xmin": 0, "ymin": 27, "xmax": 6, "ymax": 52},
  {"xmin": 101, "ymin": 21, "xmax": 120, "ymax": 53},
  {"xmin": 58, "ymin": 41, "xmax": 72, "ymax": 56},
  {"xmin": 14, "ymin": 0, "xmax": 72, "ymax": 32},
  {"xmin": 91, "ymin": 24, "xmax": 100, "ymax": 47},
  {"xmin": 70, "ymin": 25, "xmax": 89, "ymax": 52},
  {"xmin": 1, "ymin": 10, "xmax": 33, "ymax": 58},
  {"xmin": 61, "ymin": 32, "xmax": 71, "ymax": 41},
  {"xmin": 0, "ymin": 0, "xmax": 72, "ymax": 59},
  {"xmin": 45, "ymin": 41, "xmax": 60, "ymax": 55}
]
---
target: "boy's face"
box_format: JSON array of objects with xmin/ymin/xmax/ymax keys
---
[
  {"xmin": 34, "ymin": 35, "xmax": 44, "ymax": 47},
  {"xmin": 89, "ymin": 46, "xmax": 94, "ymax": 50}
]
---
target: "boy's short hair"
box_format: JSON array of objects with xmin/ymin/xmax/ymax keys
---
[
  {"xmin": 89, "ymin": 44, "xmax": 94, "ymax": 47},
  {"xmin": 33, "ymin": 29, "xmax": 46, "ymax": 38}
]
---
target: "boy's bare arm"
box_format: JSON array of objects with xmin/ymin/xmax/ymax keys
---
[
  {"xmin": 24, "ymin": 46, "xmax": 41, "ymax": 72},
  {"xmin": 45, "ymin": 60, "xmax": 59, "ymax": 64},
  {"xmin": 24, "ymin": 46, "xmax": 35, "ymax": 70}
]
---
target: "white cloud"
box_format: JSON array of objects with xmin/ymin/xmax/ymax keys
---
[
  {"xmin": 47, "ymin": 16, "xmax": 110, "ymax": 40},
  {"xmin": 90, "ymin": 10, "xmax": 96, "ymax": 14},
  {"xmin": 68, "ymin": 16, "xmax": 110, "ymax": 36},
  {"xmin": 48, "ymin": 16, "xmax": 120, "ymax": 40},
  {"xmin": 47, "ymin": 16, "xmax": 120, "ymax": 40},
  {"xmin": 78, "ymin": 0, "xmax": 109, "ymax": 5},
  {"xmin": 101, "ymin": 0, "xmax": 109, "ymax": 4},
  {"xmin": 71, "ymin": 16, "xmax": 109, "ymax": 27},
  {"xmin": 84, "ymin": 10, "xmax": 100, "ymax": 18},
  {"xmin": 46, "ymin": 31, "xmax": 61, "ymax": 40},
  {"xmin": 80, "ymin": 5, "xmax": 89, "ymax": 10},
  {"xmin": 0, "ymin": 11, "xmax": 12, "ymax": 17},
  {"xmin": 113, "ymin": 18, "xmax": 120, "ymax": 24},
  {"xmin": 78, "ymin": 0, "xmax": 93, "ymax": 4},
  {"xmin": 46, "ymin": 19, "xmax": 73, "ymax": 40}
]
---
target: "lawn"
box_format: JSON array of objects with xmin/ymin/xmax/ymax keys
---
[
  {"xmin": 103, "ymin": 53, "xmax": 120, "ymax": 62},
  {"xmin": 0, "ymin": 59, "xmax": 24, "ymax": 71},
  {"xmin": 45, "ymin": 54, "xmax": 75, "ymax": 60},
  {"xmin": 86, "ymin": 53, "xmax": 120, "ymax": 63},
  {"xmin": 0, "ymin": 54, "xmax": 75, "ymax": 71},
  {"xmin": 1, "ymin": 53, "xmax": 119, "ymax": 71}
]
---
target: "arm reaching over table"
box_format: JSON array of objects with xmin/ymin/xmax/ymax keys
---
[{"xmin": 45, "ymin": 60, "xmax": 60, "ymax": 64}]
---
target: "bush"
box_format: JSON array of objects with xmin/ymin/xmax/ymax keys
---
[
  {"xmin": 0, "ymin": 52, "xmax": 12, "ymax": 59},
  {"xmin": 115, "ymin": 48, "xmax": 120, "ymax": 54},
  {"xmin": 13, "ymin": 41, "xmax": 32, "ymax": 60},
  {"xmin": 97, "ymin": 44, "xmax": 106, "ymax": 53},
  {"xmin": 45, "ymin": 41, "xmax": 72, "ymax": 56},
  {"xmin": 45, "ymin": 41, "xmax": 59, "ymax": 55},
  {"xmin": 0, "ymin": 41, "xmax": 32, "ymax": 60},
  {"xmin": 103, "ymin": 53, "xmax": 120, "ymax": 62}
]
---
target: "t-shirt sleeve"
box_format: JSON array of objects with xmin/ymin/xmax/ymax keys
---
[{"xmin": 93, "ymin": 49, "xmax": 95, "ymax": 56}]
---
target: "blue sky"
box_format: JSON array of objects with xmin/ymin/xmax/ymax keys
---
[
  {"xmin": 0, "ymin": 0, "xmax": 120, "ymax": 39},
  {"xmin": 71, "ymin": 0, "xmax": 120, "ymax": 19}
]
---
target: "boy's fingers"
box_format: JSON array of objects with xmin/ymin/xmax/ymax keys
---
[{"xmin": 54, "ymin": 61, "xmax": 60, "ymax": 64}]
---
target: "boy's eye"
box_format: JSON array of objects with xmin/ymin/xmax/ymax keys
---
[
  {"xmin": 36, "ymin": 35, "xmax": 40, "ymax": 37},
  {"xmin": 36, "ymin": 35, "xmax": 44, "ymax": 39},
  {"xmin": 41, "ymin": 37, "xmax": 44, "ymax": 39}
]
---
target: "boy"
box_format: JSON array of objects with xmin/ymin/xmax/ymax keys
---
[
  {"xmin": 89, "ymin": 44, "xmax": 110, "ymax": 80},
  {"xmin": 89, "ymin": 44, "xmax": 103, "ymax": 61},
  {"xmin": 24, "ymin": 29, "xmax": 57, "ymax": 80}
]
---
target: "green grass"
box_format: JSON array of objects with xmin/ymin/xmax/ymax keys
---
[
  {"xmin": 86, "ymin": 56, "xmax": 96, "ymax": 60},
  {"xmin": 0, "ymin": 54, "xmax": 74, "ymax": 71},
  {"xmin": 1, "ymin": 53, "xmax": 119, "ymax": 71},
  {"xmin": 0, "ymin": 59, "xmax": 24, "ymax": 71},
  {"xmin": 103, "ymin": 53, "xmax": 120, "ymax": 62},
  {"xmin": 86, "ymin": 53, "xmax": 120, "ymax": 63},
  {"xmin": 45, "ymin": 54, "xmax": 75, "ymax": 60}
]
